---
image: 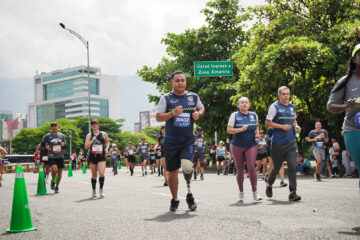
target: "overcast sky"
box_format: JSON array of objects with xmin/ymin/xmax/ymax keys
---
[{"xmin": 0, "ymin": 0, "xmax": 265, "ymax": 130}]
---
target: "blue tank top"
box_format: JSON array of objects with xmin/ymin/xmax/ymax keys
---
[
  {"xmin": 271, "ymin": 100, "xmax": 296, "ymax": 145},
  {"xmin": 164, "ymin": 91, "xmax": 199, "ymax": 144},
  {"xmin": 231, "ymin": 111, "xmax": 258, "ymax": 148},
  {"xmin": 218, "ymin": 147, "xmax": 226, "ymax": 156}
]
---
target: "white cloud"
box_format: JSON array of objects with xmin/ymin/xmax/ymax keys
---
[{"xmin": 0, "ymin": 0, "xmax": 264, "ymax": 78}]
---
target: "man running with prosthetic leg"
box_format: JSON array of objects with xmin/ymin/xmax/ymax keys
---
[{"xmin": 156, "ymin": 70, "xmax": 205, "ymax": 211}]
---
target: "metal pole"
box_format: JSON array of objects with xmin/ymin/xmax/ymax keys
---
[
  {"xmin": 87, "ymin": 41, "xmax": 91, "ymax": 134},
  {"xmin": 69, "ymin": 130, "xmax": 72, "ymax": 158}
]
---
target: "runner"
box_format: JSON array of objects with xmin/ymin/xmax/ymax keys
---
[
  {"xmin": 307, "ymin": 121, "xmax": 329, "ymax": 181},
  {"xmin": 124, "ymin": 143, "xmax": 129, "ymax": 173},
  {"xmin": 33, "ymin": 145, "xmax": 41, "ymax": 173},
  {"xmin": 42, "ymin": 122, "xmax": 66, "ymax": 193},
  {"xmin": 155, "ymin": 138, "xmax": 162, "ymax": 176},
  {"xmin": 193, "ymin": 127, "xmax": 206, "ymax": 180},
  {"xmin": 156, "ymin": 70, "xmax": 205, "ymax": 211},
  {"xmin": 209, "ymin": 141, "xmax": 217, "ymax": 166},
  {"xmin": 40, "ymin": 139, "xmax": 50, "ymax": 183},
  {"xmin": 125, "ymin": 142, "xmax": 137, "ymax": 176},
  {"xmin": 265, "ymin": 86, "xmax": 301, "ymax": 201},
  {"xmin": 227, "ymin": 97, "xmax": 263, "ymax": 202},
  {"xmin": 328, "ymin": 43, "xmax": 360, "ymax": 191},
  {"xmin": 256, "ymin": 130, "xmax": 268, "ymax": 180},
  {"xmin": 84, "ymin": 119, "xmax": 110, "ymax": 198},
  {"xmin": 156, "ymin": 126, "xmax": 168, "ymax": 186},
  {"xmin": 264, "ymin": 128, "xmax": 288, "ymax": 187},
  {"xmin": 110, "ymin": 144, "xmax": 121, "ymax": 175},
  {"xmin": 216, "ymin": 141, "xmax": 227, "ymax": 175},
  {"xmin": 149, "ymin": 143, "xmax": 157, "ymax": 174},
  {"xmin": 136, "ymin": 138, "xmax": 149, "ymax": 176},
  {"xmin": 79, "ymin": 149, "xmax": 85, "ymax": 170},
  {"xmin": 0, "ymin": 145, "xmax": 8, "ymax": 187}
]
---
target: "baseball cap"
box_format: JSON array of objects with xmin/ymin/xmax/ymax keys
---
[
  {"xmin": 50, "ymin": 122, "xmax": 58, "ymax": 126},
  {"xmin": 141, "ymin": 137, "xmax": 145, "ymax": 140},
  {"xmin": 352, "ymin": 43, "xmax": 360, "ymax": 57},
  {"xmin": 219, "ymin": 140, "xmax": 224, "ymax": 144},
  {"xmin": 112, "ymin": 144, "xmax": 116, "ymax": 147}
]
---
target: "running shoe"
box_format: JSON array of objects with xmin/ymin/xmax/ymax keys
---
[
  {"xmin": 55, "ymin": 187, "xmax": 59, "ymax": 193},
  {"xmin": 186, "ymin": 193, "xmax": 197, "ymax": 211},
  {"xmin": 266, "ymin": 184, "xmax": 273, "ymax": 198},
  {"xmin": 239, "ymin": 192, "xmax": 244, "ymax": 202},
  {"xmin": 164, "ymin": 181, "xmax": 168, "ymax": 186},
  {"xmin": 145, "ymin": 171, "xmax": 148, "ymax": 175},
  {"xmin": 99, "ymin": 189, "xmax": 104, "ymax": 198},
  {"xmin": 280, "ymin": 181, "xmax": 288, "ymax": 187},
  {"xmin": 246, "ymin": 173, "xmax": 250, "ymax": 178},
  {"xmin": 92, "ymin": 190, "xmax": 96, "ymax": 199},
  {"xmin": 0, "ymin": 182, "xmax": 2, "ymax": 187},
  {"xmin": 288, "ymin": 191, "xmax": 301, "ymax": 201},
  {"xmin": 200, "ymin": 174, "xmax": 204, "ymax": 180},
  {"xmin": 253, "ymin": 192, "xmax": 263, "ymax": 201},
  {"xmin": 158, "ymin": 170, "xmax": 161, "ymax": 176},
  {"xmin": 217, "ymin": 171, "xmax": 220, "ymax": 175},
  {"xmin": 51, "ymin": 180, "xmax": 55, "ymax": 190},
  {"xmin": 142, "ymin": 172, "xmax": 145, "ymax": 177},
  {"xmin": 170, "ymin": 199, "xmax": 179, "ymax": 211}
]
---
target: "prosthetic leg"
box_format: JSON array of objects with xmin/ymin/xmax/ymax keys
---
[{"xmin": 181, "ymin": 159, "xmax": 197, "ymax": 211}]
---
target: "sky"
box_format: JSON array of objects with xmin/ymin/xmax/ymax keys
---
[{"xmin": 0, "ymin": 0, "xmax": 265, "ymax": 131}]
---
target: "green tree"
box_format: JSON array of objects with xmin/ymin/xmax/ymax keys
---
[
  {"xmin": 232, "ymin": 0, "xmax": 360, "ymax": 151},
  {"xmin": 143, "ymin": 126, "xmax": 161, "ymax": 140},
  {"xmin": 137, "ymin": 0, "xmax": 250, "ymax": 140}
]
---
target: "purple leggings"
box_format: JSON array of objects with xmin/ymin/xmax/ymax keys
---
[{"xmin": 231, "ymin": 144, "xmax": 258, "ymax": 192}]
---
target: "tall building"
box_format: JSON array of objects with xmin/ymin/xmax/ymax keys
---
[
  {"xmin": 136, "ymin": 107, "xmax": 162, "ymax": 133},
  {"xmin": 28, "ymin": 66, "xmax": 120, "ymax": 128}
]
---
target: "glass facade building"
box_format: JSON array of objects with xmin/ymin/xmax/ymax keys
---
[{"xmin": 28, "ymin": 66, "xmax": 114, "ymax": 128}]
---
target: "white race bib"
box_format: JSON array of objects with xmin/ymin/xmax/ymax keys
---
[
  {"xmin": 53, "ymin": 145, "xmax": 61, "ymax": 153},
  {"xmin": 42, "ymin": 156, "xmax": 48, "ymax": 161},
  {"xmin": 92, "ymin": 144, "xmax": 103, "ymax": 154},
  {"xmin": 128, "ymin": 150, "xmax": 134, "ymax": 155}
]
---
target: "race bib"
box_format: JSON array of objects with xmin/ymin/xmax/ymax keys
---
[
  {"xmin": 174, "ymin": 113, "xmax": 191, "ymax": 127},
  {"xmin": 315, "ymin": 142, "xmax": 324, "ymax": 149},
  {"xmin": 141, "ymin": 149, "xmax": 147, "ymax": 154},
  {"xmin": 355, "ymin": 112, "xmax": 360, "ymax": 129},
  {"xmin": 42, "ymin": 156, "xmax": 48, "ymax": 161},
  {"xmin": 197, "ymin": 142, "xmax": 203, "ymax": 148},
  {"xmin": 53, "ymin": 145, "xmax": 61, "ymax": 153},
  {"xmin": 157, "ymin": 152, "xmax": 161, "ymax": 157},
  {"xmin": 128, "ymin": 150, "xmax": 134, "ymax": 155},
  {"xmin": 210, "ymin": 149, "xmax": 215, "ymax": 154},
  {"xmin": 150, "ymin": 156, "xmax": 156, "ymax": 160},
  {"xmin": 92, "ymin": 144, "xmax": 103, "ymax": 154}
]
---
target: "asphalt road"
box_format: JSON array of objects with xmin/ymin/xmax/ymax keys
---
[{"xmin": 0, "ymin": 167, "xmax": 359, "ymax": 240}]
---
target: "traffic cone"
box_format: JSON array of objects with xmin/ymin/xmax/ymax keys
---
[
  {"xmin": 6, "ymin": 165, "xmax": 37, "ymax": 232},
  {"xmin": 82, "ymin": 162, "xmax": 87, "ymax": 174},
  {"xmin": 36, "ymin": 165, "xmax": 47, "ymax": 195},
  {"xmin": 68, "ymin": 162, "xmax": 73, "ymax": 177},
  {"xmin": 118, "ymin": 160, "xmax": 121, "ymax": 170}
]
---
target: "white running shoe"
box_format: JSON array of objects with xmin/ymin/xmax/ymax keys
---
[
  {"xmin": 92, "ymin": 190, "xmax": 96, "ymax": 199},
  {"xmin": 99, "ymin": 189, "xmax": 104, "ymax": 198},
  {"xmin": 253, "ymin": 192, "xmax": 263, "ymax": 201},
  {"xmin": 239, "ymin": 192, "xmax": 244, "ymax": 202}
]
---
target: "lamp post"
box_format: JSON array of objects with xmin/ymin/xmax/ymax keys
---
[{"xmin": 59, "ymin": 23, "xmax": 91, "ymax": 134}]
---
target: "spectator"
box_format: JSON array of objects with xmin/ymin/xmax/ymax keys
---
[
  {"xmin": 209, "ymin": 141, "xmax": 217, "ymax": 166},
  {"xmin": 331, "ymin": 154, "xmax": 339, "ymax": 177},
  {"xmin": 341, "ymin": 131, "xmax": 352, "ymax": 176},
  {"xmin": 34, "ymin": 144, "xmax": 41, "ymax": 173}
]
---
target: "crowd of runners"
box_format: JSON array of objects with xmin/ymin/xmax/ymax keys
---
[{"xmin": 0, "ymin": 44, "xmax": 360, "ymax": 212}]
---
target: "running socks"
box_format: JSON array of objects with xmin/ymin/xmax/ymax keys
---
[
  {"xmin": 91, "ymin": 178, "xmax": 97, "ymax": 190},
  {"xmin": 99, "ymin": 177, "xmax": 105, "ymax": 189}
]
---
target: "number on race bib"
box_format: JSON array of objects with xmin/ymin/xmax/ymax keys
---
[
  {"xmin": 174, "ymin": 113, "xmax": 191, "ymax": 127},
  {"xmin": 53, "ymin": 145, "xmax": 61, "ymax": 153},
  {"xmin": 92, "ymin": 144, "xmax": 103, "ymax": 154}
]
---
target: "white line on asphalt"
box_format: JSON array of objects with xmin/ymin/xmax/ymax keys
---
[
  {"xmin": 151, "ymin": 192, "xmax": 202, "ymax": 203},
  {"xmin": 307, "ymin": 185, "xmax": 356, "ymax": 190}
]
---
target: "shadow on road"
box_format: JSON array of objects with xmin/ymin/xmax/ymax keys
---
[
  {"xmin": 33, "ymin": 193, "xmax": 56, "ymax": 197},
  {"xmin": 145, "ymin": 211, "xmax": 197, "ymax": 222},
  {"xmin": 75, "ymin": 197, "xmax": 102, "ymax": 203},
  {"xmin": 229, "ymin": 201, "xmax": 262, "ymax": 207},
  {"xmin": 338, "ymin": 227, "xmax": 360, "ymax": 236},
  {"xmin": 267, "ymin": 199, "xmax": 301, "ymax": 205}
]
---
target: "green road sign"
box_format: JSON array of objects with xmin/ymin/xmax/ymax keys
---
[{"xmin": 194, "ymin": 61, "xmax": 233, "ymax": 77}]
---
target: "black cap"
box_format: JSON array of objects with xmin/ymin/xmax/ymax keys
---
[
  {"xmin": 141, "ymin": 137, "xmax": 145, "ymax": 140},
  {"xmin": 91, "ymin": 119, "xmax": 99, "ymax": 124},
  {"xmin": 50, "ymin": 122, "xmax": 58, "ymax": 126}
]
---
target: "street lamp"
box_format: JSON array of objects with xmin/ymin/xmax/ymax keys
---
[{"xmin": 59, "ymin": 23, "xmax": 91, "ymax": 134}]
